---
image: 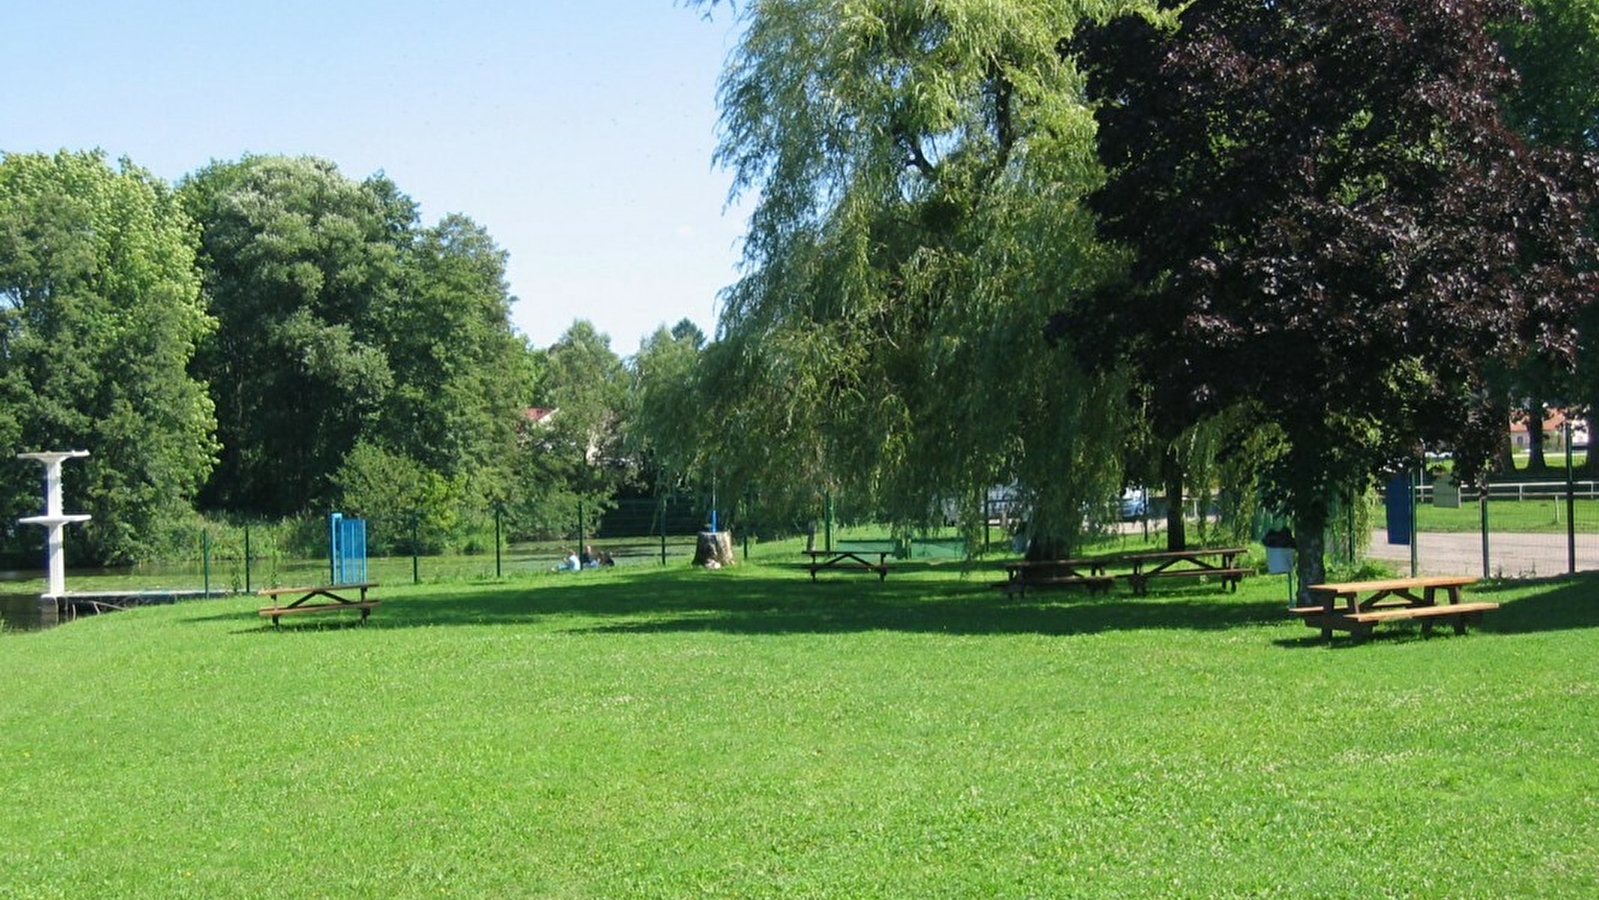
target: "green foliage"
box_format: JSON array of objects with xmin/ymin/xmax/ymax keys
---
[
  {"xmin": 179, "ymin": 156, "xmax": 532, "ymax": 525},
  {"xmin": 691, "ymin": 0, "xmax": 1151, "ymax": 538},
  {"xmin": 626, "ymin": 320, "xmax": 709, "ymax": 482},
  {"xmin": 507, "ymin": 321, "xmax": 630, "ymax": 540},
  {"xmin": 1497, "ymin": 0, "xmax": 1599, "ymax": 150},
  {"xmin": 0, "ymin": 150, "xmax": 218, "ymax": 565},
  {"xmin": 181, "ymin": 155, "xmax": 407, "ymax": 516},
  {"xmin": 333, "ymin": 442, "xmax": 460, "ymax": 555},
  {"xmin": 375, "ymin": 213, "xmax": 528, "ymax": 487}
]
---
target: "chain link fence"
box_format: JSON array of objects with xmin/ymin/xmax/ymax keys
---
[{"xmin": 1367, "ymin": 476, "xmax": 1599, "ymax": 579}]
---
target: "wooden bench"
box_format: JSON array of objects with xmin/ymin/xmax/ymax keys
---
[
  {"xmin": 802, "ymin": 550, "xmax": 890, "ymax": 581},
  {"xmin": 1294, "ymin": 576, "xmax": 1496, "ymax": 642},
  {"xmin": 258, "ymin": 582, "xmax": 379, "ymax": 626}
]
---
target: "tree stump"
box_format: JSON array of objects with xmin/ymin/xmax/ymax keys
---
[{"xmin": 693, "ymin": 531, "xmax": 735, "ymax": 568}]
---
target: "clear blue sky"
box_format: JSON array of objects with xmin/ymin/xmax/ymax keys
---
[{"xmin": 1, "ymin": 1, "xmax": 749, "ymax": 353}]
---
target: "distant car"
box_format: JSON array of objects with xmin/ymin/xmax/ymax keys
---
[{"xmin": 1119, "ymin": 488, "xmax": 1148, "ymax": 519}]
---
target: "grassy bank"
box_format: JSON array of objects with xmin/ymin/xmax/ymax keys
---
[{"xmin": 2, "ymin": 553, "xmax": 1595, "ymax": 898}]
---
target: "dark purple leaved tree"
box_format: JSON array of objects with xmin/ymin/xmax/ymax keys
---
[{"xmin": 1059, "ymin": 0, "xmax": 1599, "ymax": 589}]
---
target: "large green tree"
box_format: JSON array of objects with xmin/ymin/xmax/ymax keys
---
[
  {"xmin": 181, "ymin": 156, "xmax": 404, "ymax": 517},
  {"xmin": 509, "ymin": 321, "xmax": 630, "ymax": 539},
  {"xmin": 334, "ymin": 213, "xmax": 531, "ymax": 550},
  {"xmin": 625, "ymin": 318, "xmax": 707, "ymax": 485},
  {"xmin": 181, "ymin": 156, "xmax": 531, "ymax": 529},
  {"xmin": 693, "ymin": 0, "xmax": 1145, "ymax": 547},
  {"xmin": 1066, "ymin": 0, "xmax": 1599, "ymax": 587},
  {"xmin": 0, "ymin": 150, "xmax": 217, "ymax": 564},
  {"xmin": 374, "ymin": 213, "xmax": 528, "ymax": 490},
  {"xmin": 1498, "ymin": 0, "xmax": 1599, "ymax": 150}
]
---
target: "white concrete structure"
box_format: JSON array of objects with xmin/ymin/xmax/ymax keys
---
[{"xmin": 17, "ymin": 451, "xmax": 91, "ymax": 599}]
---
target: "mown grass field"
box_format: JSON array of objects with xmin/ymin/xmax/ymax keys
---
[
  {"xmin": 2, "ymin": 548, "xmax": 1596, "ymax": 899},
  {"xmin": 1414, "ymin": 495, "xmax": 1599, "ymax": 534}
]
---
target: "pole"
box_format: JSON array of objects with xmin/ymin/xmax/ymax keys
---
[
  {"xmin": 982, "ymin": 487, "xmax": 990, "ymax": 556},
  {"xmin": 494, "ymin": 503, "xmax": 503, "ymax": 579},
  {"xmin": 412, "ymin": 510, "xmax": 420, "ymax": 585},
  {"xmin": 824, "ymin": 491, "xmax": 833, "ymax": 553},
  {"xmin": 244, "ymin": 523, "xmax": 252, "ymax": 593},
  {"xmin": 1566, "ymin": 421, "xmax": 1577, "ymax": 574},
  {"xmin": 329, "ymin": 512, "xmax": 340, "ymax": 585},
  {"xmin": 1408, "ymin": 469, "xmax": 1418, "ymax": 577},
  {"xmin": 577, "ymin": 500, "xmax": 586, "ymax": 567},
  {"xmin": 1479, "ymin": 481, "xmax": 1491, "ymax": 579},
  {"xmin": 659, "ymin": 490, "xmax": 668, "ymax": 566},
  {"xmin": 203, "ymin": 529, "xmax": 211, "ymax": 599}
]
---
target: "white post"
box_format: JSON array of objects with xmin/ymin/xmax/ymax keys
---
[{"xmin": 17, "ymin": 451, "xmax": 92, "ymax": 599}]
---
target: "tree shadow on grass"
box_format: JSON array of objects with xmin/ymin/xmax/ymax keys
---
[
  {"xmin": 304, "ymin": 565, "xmax": 1293, "ymax": 638},
  {"xmin": 1469, "ymin": 574, "xmax": 1599, "ymax": 636}
]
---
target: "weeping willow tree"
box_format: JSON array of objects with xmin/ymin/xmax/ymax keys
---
[{"xmin": 682, "ymin": 0, "xmax": 1156, "ymax": 549}]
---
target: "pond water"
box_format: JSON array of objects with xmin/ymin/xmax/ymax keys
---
[{"xmin": 0, "ymin": 591, "xmax": 52, "ymax": 631}]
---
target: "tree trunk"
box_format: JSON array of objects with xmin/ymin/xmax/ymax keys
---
[
  {"xmin": 1163, "ymin": 457, "xmax": 1187, "ymax": 551},
  {"xmin": 693, "ymin": 531, "xmax": 735, "ymax": 568},
  {"xmin": 1527, "ymin": 404, "xmax": 1548, "ymax": 472},
  {"xmin": 1293, "ymin": 504, "xmax": 1329, "ymax": 604}
]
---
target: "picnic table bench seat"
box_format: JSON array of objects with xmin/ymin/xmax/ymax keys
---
[
  {"xmin": 1126, "ymin": 566, "xmax": 1251, "ymax": 590},
  {"xmin": 1118, "ymin": 547, "xmax": 1249, "ymax": 594},
  {"xmin": 257, "ymin": 582, "xmax": 379, "ymax": 626},
  {"xmin": 996, "ymin": 559, "xmax": 1114, "ymax": 597}
]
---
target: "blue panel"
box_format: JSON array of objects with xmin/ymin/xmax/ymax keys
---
[
  {"xmin": 1384, "ymin": 473, "xmax": 1413, "ymax": 545},
  {"xmin": 329, "ymin": 513, "xmax": 368, "ymax": 584}
]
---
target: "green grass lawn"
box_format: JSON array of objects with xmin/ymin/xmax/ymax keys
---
[
  {"xmin": 1415, "ymin": 496, "xmax": 1599, "ymax": 534},
  {"xmin": 2, "ymin": 550, "xmax": 1596, "ymax": 899}
]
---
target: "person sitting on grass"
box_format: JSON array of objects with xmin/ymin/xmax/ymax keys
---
[{"xmin": 550, "ymin": 548, "xmax": 581, "ymax": 572}]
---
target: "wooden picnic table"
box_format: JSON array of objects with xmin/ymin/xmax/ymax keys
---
[
  {"xmin": 1291, "ymin": 575, "xmax": 1497, "ymax": 642},
  {"xmin": 1119, "ymin": 547, "xmax": 1249, "ymax": 594},
  {"xmin": 802, "ymin": 549, "xmax": 890, "ymax": 581},
  {"xmin": 258, "ymin": 582, "xmax": 379, "ymax": 626},
  {"xmin": 996, "ymin": 558, "xmax": 1114, "ymax": 596}
]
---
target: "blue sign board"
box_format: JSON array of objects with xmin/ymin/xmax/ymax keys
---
[{"xmin": 1384, "ymin": 473, "xmax": 1413, "ymax": 545}]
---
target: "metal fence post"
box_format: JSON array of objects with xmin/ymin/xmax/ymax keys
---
[
  {"xmin": 1567, "ymin": 422, "xmax": 1577, "ymax": 574},
  {"xmin": 824, "ymin": 491, "xmax": 833, "ymax": 552},
  {"xmin": 1479, "ymin": 483, "xmax": 1491, "ymax": 579}
]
